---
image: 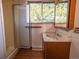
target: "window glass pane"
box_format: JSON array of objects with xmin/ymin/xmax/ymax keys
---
[
  {"xmin": 43, "ymin": 3, "xmax": 55, "ymax": 22},
  {"xmin": 29, "ymin": 3, "xmax": 68, "ymax": 28},
  {"xmin": 30, "ymin": 3, "xmax": 42, "ymax": 23},
  {"xmin": 55, "ymin": 3, "xmax": 68, "ymax": 27}
]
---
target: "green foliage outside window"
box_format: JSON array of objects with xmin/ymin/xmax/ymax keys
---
[{"xmin": 30, "ymin": 3, "xmax": 68, "ymax": 26}]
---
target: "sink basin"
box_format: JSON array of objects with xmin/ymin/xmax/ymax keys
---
[{"xmin": 43, "ymin": 32, "xmax": 72, "ymax": 42}]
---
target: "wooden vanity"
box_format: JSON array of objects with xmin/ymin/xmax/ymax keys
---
[
  {"xmin": 43, "ymin": 42, "xmax": 71, "ymax": 59},
  {"xmin": 43, "ymin": 33, "xmax": 71, "ymax": 59}
]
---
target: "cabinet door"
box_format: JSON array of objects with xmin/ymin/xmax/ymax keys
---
[{"xmin": 44, "ymin": 42, "xmax": 71, "ymax": 59}]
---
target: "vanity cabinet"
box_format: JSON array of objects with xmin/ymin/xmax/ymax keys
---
[{"xmin": 43, "ymin": 42, "xmax": 71, "ymax": 59}]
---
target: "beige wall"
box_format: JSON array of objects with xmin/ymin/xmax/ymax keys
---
[
  {"xmin": 13, "ymin": 0, "xmax": 68, "ymax": 4},
  {"xmin": 13, "ymin": 0, "xmax": 26, "ymax": 4},
  {"xmin": 31, "ymin": 23, "xmax": 53, "ymax": 50},
  {"xmin": 2, "ymin": 0, "xmax": 15, "ymax": 56},
  {"xmin": 74, "ymin": 0, "xmax": 79, "ymax": 27}
]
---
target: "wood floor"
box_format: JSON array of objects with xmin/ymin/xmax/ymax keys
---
[{"xmin": 14, "ymin": 49, "xmax": 43, "ymax": 59}]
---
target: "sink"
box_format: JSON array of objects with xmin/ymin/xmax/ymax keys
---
[
  {"xmin": 46, "ymin": 33, "xmax": 58, "ymax": 40},
  {"xmin": 43, "ymin": 32, "xmax": 72, "ymax": 42}
]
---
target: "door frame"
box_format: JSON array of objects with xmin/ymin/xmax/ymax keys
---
[{"xmin": 0, "ymin": 0, "xmax": 6, "ymax": 58}]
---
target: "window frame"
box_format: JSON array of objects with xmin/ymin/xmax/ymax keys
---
[
  {"xmin": 54, "ymin": 2, "xmax": 68, "ymax": 28},
  {"xmin": 28, "ymin": 1, "xmax": 69, "ymax": 28}
]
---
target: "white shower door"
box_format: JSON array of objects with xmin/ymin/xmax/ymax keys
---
[{"xmin": 14, "ymin": 5, "xmax": 31, "ymax": 48}]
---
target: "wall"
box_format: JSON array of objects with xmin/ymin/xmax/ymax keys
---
[
  {"xmin": 31, "ymin": 23, "xmax": 53, "ymax": 50},
  {"xmin": 13, "ymin": 0, "xmax": 68, "ymax": 4},
  {"xmin": 13, "ymin": 6, "xmax": 20, "ymax": 48},
  {"xmin": 70, "ymin": 33, "xmax": 79, "ymax": 59},
  {"xmin": 13, "ymin": 0, "xmax": 26, "ymax": 4},
  {"xmin": 2, "ymin": 0, "xmax": 15, "ymax": 56},
  {"xmin": 74, "ymin": 0, "xmax": 79, "ymax": 27}
]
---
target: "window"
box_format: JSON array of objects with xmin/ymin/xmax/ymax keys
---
[
  {"xmin": 30, "ymin": 3, "xmax": 42, "ymax": 23},
  {"xmin": 30, "ymin": 3, "xmax": 55, "ymax": 23},
  {"xmin": 43, "ymin": 4, "xmax": 55, "ymax": 22},
  {"xmin": 29, "ymin": 2, "xmax": 68, "ymax": 27},
  {"xmin": 55, "ymin": 3, "xmax": 68, "ymax": 27}
]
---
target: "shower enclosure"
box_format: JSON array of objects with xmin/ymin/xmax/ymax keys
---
[{"xmin": 13, "ymin": 4, "xmax": 31, "ymax": 48}]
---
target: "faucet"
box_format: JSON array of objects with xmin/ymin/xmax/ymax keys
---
[{"xmin": 55, "ymin": 28, "xmax": 61, "ymax": 37}]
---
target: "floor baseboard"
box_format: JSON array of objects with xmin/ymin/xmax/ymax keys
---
[
  {"xmin": 7, "ymin": 48, "xmax": 19, "ymax": 59},
  {"xmin": 32, "ymin": 48, "xmax": 43, "ymax": 51}
]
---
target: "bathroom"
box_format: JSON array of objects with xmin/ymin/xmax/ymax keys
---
[{"xmin": 0, "ymin": 0, "xmax": 79, "ymax": 59}]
